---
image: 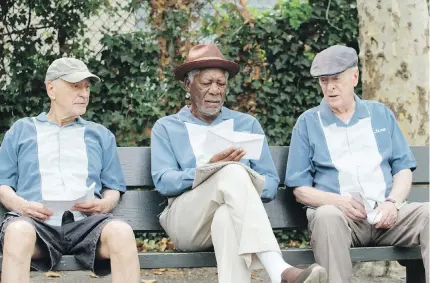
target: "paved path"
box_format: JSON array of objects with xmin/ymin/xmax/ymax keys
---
[{"xmin": 28, "ymin": 262, "xmax": 407, "ymax": 282}]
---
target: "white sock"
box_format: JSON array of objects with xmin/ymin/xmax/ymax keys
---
[{"xmin": 256, "ymin": 251, "xmax": 291, "ymax": 283}]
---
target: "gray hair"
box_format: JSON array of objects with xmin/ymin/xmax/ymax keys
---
[
  {"xmin": 350, "ymin": 66, "xmax": 359, "ymax": 72},
  {"xmin": 187, "ymin": 69, "xmax": 229, "ymax": 84}
]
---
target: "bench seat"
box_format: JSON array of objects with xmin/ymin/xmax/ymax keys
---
[{"xmin": 0, "ymin": 146, "xmax": 428, "ymax": 282}]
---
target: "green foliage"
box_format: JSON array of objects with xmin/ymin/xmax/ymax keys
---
[
  {"xmin": 0, "ymin": 0, "xmax": 105, "ymax": 139},
  {"xmin": 0, "ymin": 0, "xmax": 360, "ymax": 146},
  {"xmin": 201, "ymin": 0, "xmax": 360, "ymax": 144},
  {"xmin": 85, "ymin": 32, "xmax": 178, "ymax": 146},
  {"xmin": 274, "ymin": 229, "xmax": 310, "ymax": 248},
  {"xmin": 134, "ymin": 229, "xmax": 309, "ymax": 252}
]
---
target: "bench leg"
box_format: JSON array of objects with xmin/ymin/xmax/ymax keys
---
[{"xmin": 398, "ymin": 259, "xmax": 426, "ymax": 283}]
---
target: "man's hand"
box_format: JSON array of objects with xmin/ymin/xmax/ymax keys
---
[
  {"xmin": 72, "ymin": 198, "xmax": 116, "ymax": 215},
  {"xmin": 19, "ymin": 201, "xmax": 53, "ymax": 221},
  {"xmin": 335, "ymin": 195, "xmax": 367, "ymax": 221},
  {"xmin": 209, "ymin": 147, "xmax": 246, "ymax": 163},
  {"xmin": 375, "ymin": 201, "xmax": 398, "ymax": 229}
]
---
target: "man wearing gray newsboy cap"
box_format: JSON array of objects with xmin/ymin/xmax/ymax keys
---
[
  {"xmin": 310, "ymin": 45, "xmax": 358, "ymax": 77},
  {"xmin": 0, "ymin": 58, "xmax": 140, "ymax": 283},
  {"xmin": 285, "ymin": 45, "xmax": 429, "ymax": 282}
]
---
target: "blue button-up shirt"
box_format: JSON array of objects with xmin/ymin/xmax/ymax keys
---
[
  {"xmin": 285, "ymin": 96, "xmax": 416, "ymax": 206},
  {"xmin": 0, "ymin": 113, "xmax": 126, "ymax": 202},
  {"xmin": 151, "ymin": 106, "xmax": 280, "ymax": 202}
]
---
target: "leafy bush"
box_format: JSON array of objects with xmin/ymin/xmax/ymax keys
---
[{"xmin": 1, "ymin": 0, "xmax": 359, "ymax": 145}]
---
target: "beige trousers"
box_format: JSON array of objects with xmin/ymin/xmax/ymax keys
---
[
  {"xmin": 159, "ymin": 164, "xmax": 281, "ymax": 283},
  {"xmin": 306, "ymin": 202, "xmax": 429, "ymax": 283}
]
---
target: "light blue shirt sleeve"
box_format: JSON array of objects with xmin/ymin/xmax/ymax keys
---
[
  {"xmin": 151, "ymin": 121, "xmax": 196, "ymax": 197},
  {"xmin": 0, "ymin": 122, "xmax": 20, "ymax": 189},
  {"xmin": 385, "ymin": 108, "xmax": 417, "ymax": 175},
  {"xmin": 250, "ymin": 119, "xmax": 280, "ymax": 202},
  {"xmin": 101, "ymin": 131, "xmax": 126, "ymax": 193},
  {"xmin": 285, "ymin": 116, "xmax": 315, "ymax": 188}
]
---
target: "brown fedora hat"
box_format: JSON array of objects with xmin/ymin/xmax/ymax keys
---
[{"xmin": 174, "ymin": 44, "xmax": 240, "ymax": 81}]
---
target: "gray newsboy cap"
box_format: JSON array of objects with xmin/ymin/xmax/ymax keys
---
[
  {"xmin": 45, "ymin": 58, "xmax": 100, "ymax": 83},
  {"xmin": 310, "ymin": 45, "xmax": 358, "ymax": 77}
]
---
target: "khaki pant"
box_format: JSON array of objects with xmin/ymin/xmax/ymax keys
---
[
  {"xmin": 159, "ymin": 164, "xmax": 281, "ymax": 283},
  {"xmin": 306, "ymin": 203, "xmax": 429, "ymax": 283}
]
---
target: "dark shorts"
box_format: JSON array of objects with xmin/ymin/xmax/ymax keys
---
[{"xmin": 0, "ymin": 211, "xmax": 115, "ymax": 276}]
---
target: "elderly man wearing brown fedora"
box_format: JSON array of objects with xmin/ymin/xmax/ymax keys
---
[{"xmin": 151, "ymin": 44, "xmax": 327, "ymax": 283}]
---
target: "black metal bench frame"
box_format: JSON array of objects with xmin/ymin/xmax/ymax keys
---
[{"xmin": 0, "ymin": 146, "xmax": 428, "ymax": 282}]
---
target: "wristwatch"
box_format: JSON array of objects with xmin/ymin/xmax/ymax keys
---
[{"xmin": 385, "ymin": 197, "xmax": 401, "ymax": 210}]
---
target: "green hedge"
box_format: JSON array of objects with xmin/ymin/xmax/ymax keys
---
[{"xmin": 0, "ymin": 0, "xmax": 359, "ymax": 145}]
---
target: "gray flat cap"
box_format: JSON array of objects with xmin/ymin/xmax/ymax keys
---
[
  {"xmin": 310, "ymin": 45, "xmax": 358, "ymax": 77},
  {"xmin": 45, "ymin": 58, "xmax": 100, "ymax": 83}
]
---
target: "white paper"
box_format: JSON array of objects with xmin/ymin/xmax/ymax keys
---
[
  {"xmin": 344, "ymin": 192, "xmax": 382, "ymax": 224},
  {"xmin": 43, "ymin": 182, "xmax": 95, "ymax": 214},
  {"xmin": 184, "ymin": 119, "xmax": 265, "ymax": 164},
  {"xmin": 192, "ymin": 161, "xmax": 265, "ymax": 196},
  {"xmin": 202, "ymin": 128, "xmax": 265, "ymax": 160},
  {"xmin": 185, "ymin": 120, "xmax": 234, "ymax": 165}
]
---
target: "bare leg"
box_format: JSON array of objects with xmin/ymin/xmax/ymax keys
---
[
  {"xmin": 96, "ymin": 220, "xmax": 140, "ymax": 283},
  {"xmin": 1, "ymin": 220, "xmax": 43, "ymax": 283}
]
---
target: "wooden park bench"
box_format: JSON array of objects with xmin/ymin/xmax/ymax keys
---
[{"xmin": 0, "ymin": 146, "xmax": 428, "ymax": 282}]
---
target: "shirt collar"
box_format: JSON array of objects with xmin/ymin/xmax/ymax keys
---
[
  {"xmin": 177, "ymin": 106, "xmax": 232, "ymax": 126},
  {"xmin": 35, "ymin": 112, "xmax": 88, "ymax": 125},
  {"xmin": 319, "ymin": 94, "xmax": 369, "ymax": 126}
]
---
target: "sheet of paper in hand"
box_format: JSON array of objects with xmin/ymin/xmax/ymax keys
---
[
  {"xmin": 185, "ymin": 119, "xmax": 234, "ymax": 165},
  {"xmin": 43, "ymin": 182, "xmax": 96, "ymax": 214},
  {"xmin": 202, "ymin": 127, "xmax": 265, "ymax": 160},
  {"xmin": 344, "ymin": 192, "xmax": 382, "ymax": 225},
  {"xmin": 192, "ymin": 161, "xmax": 265, "ymax": 196}
]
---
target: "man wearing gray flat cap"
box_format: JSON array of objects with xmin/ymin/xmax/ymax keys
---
[
  {"xmin": 285, "ymin": 45, "xmax": 429, "ymax": 282},
  {"xmin": 0, "ymin": 58, "xmax": 140, "ymax": 283}
]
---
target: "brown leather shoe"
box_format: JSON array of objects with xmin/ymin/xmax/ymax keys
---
[{"xmin": 281, "ymin": 264, "xmax": 328, "ymax": 283}]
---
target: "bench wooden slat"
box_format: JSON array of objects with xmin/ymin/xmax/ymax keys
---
[
  {"xmin": 0, "ymin": 187, "xmax": 426, "ymax": 231},
  {"xmin": 119, "ymin": 147, "xmax": 152, "ymax": 187},
  {"xmin": 118, "ymin": 146, "xmax": 429, "ymax": 187},
  {"xmin": 411, "ymin": 146, "xmax": 430, "ymax": 184},
  {"xmin": 0, "ymin": 246, "xmax": 420, "ymax": 271},
  {"xmin": 113, "ymin": 186, "xmax": 430, "ymax": 231}
]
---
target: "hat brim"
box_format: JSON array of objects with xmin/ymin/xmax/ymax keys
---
[
  {"xmin": 174, "ymin": 59, "xmax": 240, "ymax": 81},
  {"xmin": 60, "ymin": 71, "xmax": 101, "ymax": 83},
  {"xmin": 311, "ymin": 62, "xmax": 358, "ymax": 78},
  {"xmin": 311, "ymin": 69, "xmax": 346, "ymax": 78}
]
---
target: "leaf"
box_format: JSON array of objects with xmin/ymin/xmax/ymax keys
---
[
  {"xmin": 152, "ymin": 268, "xmax": 167, "ymax": 275},
  {"xmin": 89, "ymin": 273, "xmax": 99, "ymax": 278},
  {"xmin": 251, "ymin": 272, "xmax": 263, "ymax": 281},
  {"xmin": 45, "ymin": 272, "xmax": 62, "ymax": 278}
]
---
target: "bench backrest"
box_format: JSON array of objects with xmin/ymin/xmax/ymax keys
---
[
  {"xmin": 111, "ymin": 146, "xmax": 429, "ymax": 232},
  {"xmin": 0, "ymin": 146, "xmax": 428, "ymax": 231},
  {"xmin": 119, "ymin": 146, "xmax": 430, "ymax": 187}
]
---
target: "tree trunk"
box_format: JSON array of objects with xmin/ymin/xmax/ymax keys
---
[{"xmin": 356, "ymin": 0, "xmax": 429, "ymax": 145}]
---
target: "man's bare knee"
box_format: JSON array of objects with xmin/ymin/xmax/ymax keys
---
[
  {"xmin": 3, "ymin": 220, "xmax": 37, "ymax": 257},
  {"xmin": 98, "ymin": 221, "xmax": 136, "ymax": 258},
  {"xmin": 4, "ymin": 220, "xmax": 36, "ymax": 245}
]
